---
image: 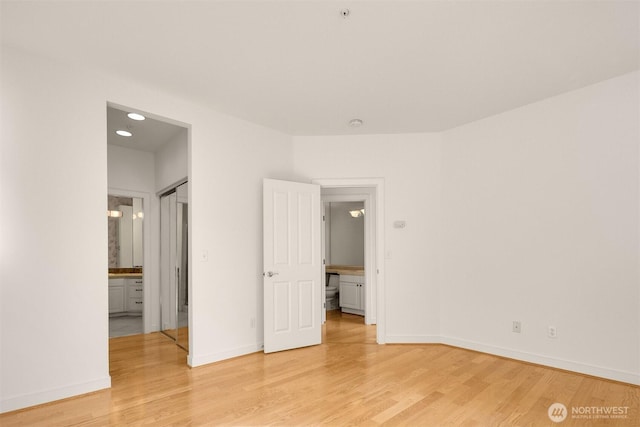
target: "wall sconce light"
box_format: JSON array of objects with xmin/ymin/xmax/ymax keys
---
[
  {"xmin": 107, "ymin": 210, "xmax": 123, "ymax": 218},
  {"xmin": 349, "ymin": 209, "xmax": 365, "ymax": 218}
]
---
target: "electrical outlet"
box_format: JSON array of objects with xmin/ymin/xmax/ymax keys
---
[
  {"xmin": 548, "ymin": 326, "xmax": 557, "ymax": 338},
  {"xmin": 512, "ymin": 321, "xmax": 522, "ymax": 333}
]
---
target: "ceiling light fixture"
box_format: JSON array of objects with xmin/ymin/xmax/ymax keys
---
[
  {"xmin": 348, "ymin": 118, "xmax": 363, "ymax": 128},
  {"xmin": 127, "ymin": 112, "xmax": 146, "ymax": 121},
  {"xmin": 349, "ymin": 209, "xmax": 365, "ymax": 218},
  {"xmin": 107, "ymin": 210, "xmax": 123, "ymax": 218},
  {"xmin": 116, "ymin": 130, "xmax": 132, "ymax": 137}
]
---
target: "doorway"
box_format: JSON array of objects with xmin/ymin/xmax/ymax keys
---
[
  {"xmin": 261, "ymin": 178, "xmax": 385, "ymax": 352},
  {"xmin": 108, "ymin": 193, "xmax": 146, "ymax": 338},
  {"xmin": 106, "ymin": 102, "xmax": 190, "ymax": 361},
  {"xmin": 315, "ymin": 178, "xmax": 385, "ymax": 345}
]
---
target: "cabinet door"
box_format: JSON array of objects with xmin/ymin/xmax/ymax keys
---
[
  {"xmin": 340, "ymin": 281, "xmax": 359, "ymax": 309},
  {"xmin": 108, "ymin": 286, "xmax": 126, "ymax": 313},
  {"xmin": 358, "ymin": 283, "xmax": 365, "ymax": 310}
]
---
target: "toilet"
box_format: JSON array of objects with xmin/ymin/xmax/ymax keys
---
[
  {"xmin": 325, "ymin": 274, "xmax": 340, "ymax": 310},
  {"xmin": 325, "ymin": 286, "xmax": 338, "ymax": 298},
  {"xmin": 325, "ymin": 286, "xmax": 339, "ymax": 310}
]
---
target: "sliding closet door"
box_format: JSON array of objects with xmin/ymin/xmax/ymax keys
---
[
  {"xmin": 160, "ymin": 182, "xmax": 189, "ymax": 350},
  {"xmin": 175, "ymin": 183, "xmax": 189, "ymax": 350},
  {"xmin": 160, "ymin": 191, "xmax": 177, "ymax": 340}
]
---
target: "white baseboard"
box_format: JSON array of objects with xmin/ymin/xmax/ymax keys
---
[
  {"xmin": 0, "ymin": 376, "xmax": 111, "ymax": 414},
  {"xmin": 385, "ymin": 334, "xmax": 441, "ymax": 344},
  {"xmin": 440, "ymin": 336, "xmax": 640, "ymax": 386},
  {"xmin": 188, "ymin": 343, "xmax": 263, "ymax": 367},
  {"xmin": 383, "ymin": 334, "xmax": 639, "ymax": 385}
]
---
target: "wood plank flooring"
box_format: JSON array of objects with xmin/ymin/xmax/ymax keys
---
[{"xmin": 1, "ymin": 311, "xmax": 638, "ymax": 426}]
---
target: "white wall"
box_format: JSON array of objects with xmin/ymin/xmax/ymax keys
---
[
  {"xmin": 293, "ymin": 72, "xmax": 640, "ymax": 385},
  {"xmin": 440, "ymin": 71, "xmax": 640, "ymax": 384},
  {"xmin": 327, "ymin": 202, "xmax": 365, "ymax": 266},
  {"xmin": 156, "ymin": 128, "xmax": 188, "ymax": 193},
  {"xmin": 0, "ymin": 46, "xmax": 293, "ymax": 413},
  {"xmin": 108, "ymin": 145, "xmax": 156, "ymax": 193},
  {"xmin": 293, "ymin": 134, "xmax": 443, "ymax": 341},
  {"xmin": 1, "ymin": 48, "xmax": 111, "ymax": 412}
]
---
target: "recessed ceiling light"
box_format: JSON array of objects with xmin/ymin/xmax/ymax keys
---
[
  {"xmin": 127, "ymin": 113, "xmax": 145, "ymax": 121},
  {"xmin": 348, "ymin": 118, "xmax": 363, "ymax": 128},
  {"xmin": 116, "ymin": 130, "xmax": 132, "ymax": 137}
]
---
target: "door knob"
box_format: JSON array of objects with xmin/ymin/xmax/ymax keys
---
[{"xmin": 265, "ymin": 271, "xmax": 279, "ymax": 278}]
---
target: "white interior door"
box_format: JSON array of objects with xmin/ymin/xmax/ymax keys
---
[{"xmin": 263, "ymin": 179, "xmax": 321, "ymax": 353}]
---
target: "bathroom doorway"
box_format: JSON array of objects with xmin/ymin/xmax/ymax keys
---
[
  {"xmin": 316, "ymin": 178, "xmax": 385, "ymax": 344},
  {"xmin": 108, "ymin": 193, "xmax": 145, "ymax": 338}
]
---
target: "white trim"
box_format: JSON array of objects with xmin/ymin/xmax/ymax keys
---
[
  {"xmin": 108, "ymin": 188, "xmax": 155, "ymax": 334},
  {"xmin": 385, "ymin": 335, "xmax": 441, "ymax": 344},
  {"xmin": 312, "ymin": 178, "xmax": 385, "ymax": 344},
  {"xmin": 0, "ymin": 376, "xmax": 111, "ymax": 413},
  {"xmin": 441, "ymin": 336, "xmax": 640, "ymax": 386},
  {"xmin": 188, "ymin": 343, "xmax": 263, "ymax": 367},
  {"xmin": 385, "ymin": 334, "xmax": 639, "ymax": 385}
]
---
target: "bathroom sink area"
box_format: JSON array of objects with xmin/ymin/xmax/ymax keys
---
[{"xmin": 325, "ymin": 265, "xmax": 364, "ymax": 276}]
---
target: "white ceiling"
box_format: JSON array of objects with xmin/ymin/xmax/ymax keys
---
[
  {"xmin": 107, "ymin": 106, "xmax": 186, "ymax": 153},
  {"xmin": 2, "ymin": 1, "xmax": 638, "ymax": 135}
]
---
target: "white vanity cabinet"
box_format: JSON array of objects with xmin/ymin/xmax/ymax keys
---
[
  {"xmin": 109, "ymin": 277, "xmax": 143, "ymax": 315},
  {"xmin": 108, "ymin": 278, "xmax": 126, "ymax": 314},
  {"xmin": 127, "ymin": 278, "xmax": 144, "ymax": 313},
  {"xmin": 339, "ymin": 274, "xmax": 365, "ymax": 316}
]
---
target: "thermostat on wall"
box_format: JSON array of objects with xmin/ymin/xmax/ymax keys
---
[{"xmin": 393, "ymin": 220, "xmax": 406, "ymax": 229}]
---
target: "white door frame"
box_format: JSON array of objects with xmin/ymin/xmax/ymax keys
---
[
  {"xmin": 312, "ymin": 178, "xmax": 385, "ymax": 344},
  {"xmin": 108, "ymin": 187, "xmax": 154, "ymax": 334}
]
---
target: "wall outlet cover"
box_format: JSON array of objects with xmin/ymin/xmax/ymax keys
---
[{"xmin": 512, "ymin": 321, "xmax": 522, "ymax": 333}]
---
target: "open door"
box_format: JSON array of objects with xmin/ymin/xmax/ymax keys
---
[{"xmin": 263, "ymin": 179, "xmax": 321, "ymax": 353}]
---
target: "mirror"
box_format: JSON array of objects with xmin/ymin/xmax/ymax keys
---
[
  {"xmin": 176, "ymin": 183, "xmax": 189, "ymax": 351},
  {"xmin": 108, "ymin": 195, "xmax": 144, "ymax": 268},
  {"xmin": 160, "ymin": 182, "xmax": 189, "ymax": 351}
]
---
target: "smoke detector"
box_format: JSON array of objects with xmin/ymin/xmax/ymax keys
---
[{"xmin": 348, "ymin": 118, "xmax": 363, "ymax": 128}]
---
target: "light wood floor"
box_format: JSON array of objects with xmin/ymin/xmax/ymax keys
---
[{"xmin": 2, "ymin": 311, "xmax": 638, "ymax": 426}]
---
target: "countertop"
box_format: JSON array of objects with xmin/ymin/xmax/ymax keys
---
[
  {"xmin": 109, "ymin": 268, "xmax": 143, "ymax": 279},
  {"xmin": 109, "ymin": 273, "xmax": 143, "ymax": 279},
  {"xmin": 326, "ymin": 265, "xmax": 365, "ymax": 276}
]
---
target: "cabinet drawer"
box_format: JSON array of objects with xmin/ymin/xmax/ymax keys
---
[
  {"xmin": 128, "ymin": 285, "xmax": 143, "ymax": 298},
  {"xmin": 339, "ymin": 274, "xmax": 363, "ymax": 283},
  {"xmin": 109, "ymin": 278, "xmax": 126, "ymax": 287},
  {"xmin": 128, "ymin": 297, "xmax": 143, "ymax": 312}
]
